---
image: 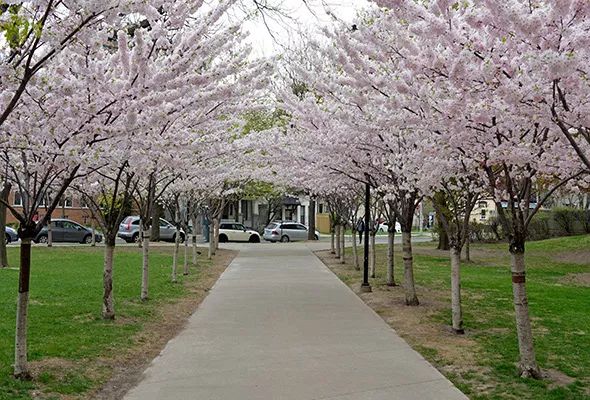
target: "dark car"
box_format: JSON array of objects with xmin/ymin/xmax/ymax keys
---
[
  {"xmin": 34, "ymin": 219, "xmax": 103, "ymax": 244},
  {"xmin": 5, "ymin": 226, "xmax": 18, "ymax": 244}
]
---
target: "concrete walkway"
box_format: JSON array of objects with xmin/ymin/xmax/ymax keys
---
[{"xmin": 124, "ymin": 243, "xmax": 468, "ymax": 400}]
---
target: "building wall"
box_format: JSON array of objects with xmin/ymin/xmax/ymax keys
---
[
  {"xmin": 5, "ymin": 190, "xmax": 96, "ymax": 227},
  {"xmin": 469, "ymin": 199, "xmax": 497, "ymax": 224}
]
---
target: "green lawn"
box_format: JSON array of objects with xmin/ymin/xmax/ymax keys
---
[
  {"xmin": 0, "ymin": 245, "xmax": 215, "ymax": 400},
  {"xmin": 324, "ymin": 235, "xmax": 590, "ymax": 400}
]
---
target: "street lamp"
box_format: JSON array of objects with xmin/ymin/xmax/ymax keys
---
[{"xmin": 361, "ymin": 180, "xmax": 372, "ymax": 293}]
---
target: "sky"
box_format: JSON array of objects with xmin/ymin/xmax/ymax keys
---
[{"xmin": 235, "ymin": 0, "xmax": 372, "ymax": 57}]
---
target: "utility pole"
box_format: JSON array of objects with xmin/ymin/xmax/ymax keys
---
[{"xmin": 361, "ymin": 180, "xmax": 372, "ymax": 293}]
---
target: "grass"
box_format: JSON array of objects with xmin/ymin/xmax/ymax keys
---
[
  {"xmin": 320, "ymin": 235, "xmax": 590, "ymax": 400},
  {"xmin": 0, "ymin": 244, "xmax": 225, "ymax": 400}
]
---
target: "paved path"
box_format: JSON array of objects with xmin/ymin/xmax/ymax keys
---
[{"xmin": 124, "ymin": 243, "xmax": 467, "ymax": 400}]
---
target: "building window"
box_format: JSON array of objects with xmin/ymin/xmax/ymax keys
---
[
  {"xmin": 480, "ymin": 209, "xmax": 487, "ymax": 220},
  {"xmin": 300, "ymin": 206, "xmax": 306, "ymax": 225},
  {"xmin": 478, "ymin": 201, "xmax": 487, "ymax": 208},
  {"xmin": 60, "ymin": 196, "xmax": 73, "ymax": 208},
  {"xmin": 319, "ymin": 203, "xmax": 324, "ymax": 213},
  {"xmin": 14, "ymin": 192, "xmax": 22, "ymax": 206}
]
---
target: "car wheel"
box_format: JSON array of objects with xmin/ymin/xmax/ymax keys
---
[
  {"xmin": 132, "ymin": 233, "xmax": 140, "ymax": 243},
  {"xmin": 37, "ymin": 235, "xmax": 48, "ymax": 244},
  {"xmin": 280, "ymin": 235, "xmax": 290, "ymax": 243},
  {"xmin": 178, "ymin": 233, "xmax": 185, "ymax": 244},
  {"xmin": 218, "ymin": 234, "xmax": 228, "ymax": 243},
  {"xmin": 83, "ymin": 235, "xmax": 93, "ymax": 244},
  {"xmin": 249, "ymin": 235, "xmax": 260, "ymax": 243},
  {"xmin": 314, "ymin": 234, "xmax": 319, "ymax": 241},
  {"xmin": 5, "ymin": 236, "xmax": 10, "ymax": 244}
]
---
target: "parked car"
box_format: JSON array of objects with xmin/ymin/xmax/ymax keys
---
[
  {"xmin": 378, "ymin": 221, "xmax": 402, "ymax": 233},
  {"xmin": 263, "ymin": 221, "xmax": 320, "ymax": 243},
  {"xmin": 218, "ymin": 222, "xmax": 260, "ymax": 243},
  {"xmin": 118, "ymin": 216, "xmax": 185, "ymax": 243},
  {"xmin": 34, "ymin": 219, "xmax": 103, "ymax": 244},
  {"xmin": 5, "ymin": 226, "xmax": 18, "ymax": 244}
]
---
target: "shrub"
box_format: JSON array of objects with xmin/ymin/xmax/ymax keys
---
[{"xmin": 553, "ymin": 207, "xmax": 577, "ymax": 235}]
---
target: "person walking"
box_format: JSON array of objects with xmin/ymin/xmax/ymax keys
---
[{"xmin": 356, "ymin": 218, "xmax": 364, "ymax": 244}]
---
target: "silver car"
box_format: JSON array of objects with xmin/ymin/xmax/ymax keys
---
[
  {"xmin": 263, "ymin": 221, "xmax": 320, "ymax": 243},
  {"xmin": 118, "ymin": 216, "xmax": 185, "ymax": 243}
]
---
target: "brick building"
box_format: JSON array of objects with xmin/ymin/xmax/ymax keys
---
[{"xmin": 6, "ymin": 190, "xmax": 96, "ymax": 227}]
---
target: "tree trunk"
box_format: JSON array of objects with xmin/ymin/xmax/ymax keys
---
[
  {"xmin": 150, "ymin": 203, "xmax": 161, "ymax": 242},
  {"xmin": 340, "ymin": 225, "xmax": 346, "ymax": 264},
  {"xmin": 464, "ymin": 238, "xmax": 471, "ymax": 262},
  {"xmin": 387, "ymin": 228, "xmax": 396, "ymax": 286},
  {"xmin": 450, "ymin": 247, "xmax": 463, "ymax": 333},
  {"xmin": 351, "ymin": 230, "xmax": 360, "ymax": 270},
  {"xmin": 437, "ymin": 225, "xmax": 449, "ymax": 250},
  {"xmin": 208, "ymin": 222, "xmax": 214, "ymax": 259},
  {"xmin": 510, "ymin": 249, "xmax": 541, "ymax": 378},
  {"xmin": 14, "ymin": 237, "xmax": 32, "ymax": 379},
  {"xmin": 91, "ymin": 222, "xmax": 96, "ymax": 247},
  {"xmin": 141, "ymin": 232, "xmax": 150, "ymax": 301},
  {"xmin": 172, "ymin": 226, "xmax": 180, "ymax": 283},
  {"xmin": 183, "ymin": 234, "xmax": 189, "ymax": 275},
  {"xmin": 330, "ymin": 225, "xmax": 335, "ymax": 254},
  {"xmin": 308, "ymin": 198, "xmax": 316, "ymax": 240},
  {"xmin": 402, "ymin": 231, "xmax": 419, "ymax": 306},
  {"xmin": 102, "ymin": 242, "xmax": 115, "ymax": 320},
  {"xmin": 369, "ymin": 231, "xmax": 376, "ymax": 278},
  {"xmin": 47, "ymin": 214, "xmax": 53, "ymax": 247},
  {"xmin": 0, "ymin": 182, "xmax": 10, "ymax": 268},
  {"xmin": 138, "ymin": 223, "xmax": 143, "ymax": 248},
  {"xmin": 335, "ymin": 225, "xmax": 341, "ymax": 259},
  {"xmin": 213, "ymin": 218, "xmax": 220, "ymax": 251},
  {"xmin": 192, "ymin": 216, "xmax": 198, "ymax": 265}
]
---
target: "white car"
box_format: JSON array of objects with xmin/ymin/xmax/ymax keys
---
[
  {"xmin": 378, "ymin": 221, "xmax": 402, "ymax": 233},
  {"xmin": 218, "ymin": 222, "xmax": 261, "ymax": 243}
]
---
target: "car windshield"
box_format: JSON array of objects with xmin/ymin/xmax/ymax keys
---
[{"xmin": 266, "ymin": 223, "xmax": 277, "ymax": 229}]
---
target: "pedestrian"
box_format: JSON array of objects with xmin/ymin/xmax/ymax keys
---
[{"xmin": 356, "ymin": 218, "xmax": 364, "ymax": 244}]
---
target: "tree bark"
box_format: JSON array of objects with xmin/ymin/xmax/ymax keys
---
[
  {"xmin": 183, "ymin": 233, "xmax": 189, "ymax": 275},
  {"xmin": 150, "ymin": 202, "xmax": 161, "ymax": 242},
  {"xmin": 464, "ymin": 238, "xmax": 471, "ymax": 262},
  {"xmin": 351, "ymin": 230, "xmax": 360, "ymax": 270},
  {"xmin": 369, "ymin": 230, "xmax": 376, "ymax": 278},
  {"xmin": 340, "ymin": 224, "xmax": 346, "ymax": 264},
  {"xmin": 334, "ymin": 225, "xmax": 342, "ymax": 260},
  {"xmin": 450, "ymin": 247, "xmax": 463, "ymax": 333},
  {"xmin": 192, "ymin": 216, "xmax": 198, "ymax": 265},
  {"xmin": 0, "ymin": 182, "xmax": 10, "ymax": 268},
  {"xmin": 437, "ymin": 224, "xmax": 449, "ymax": 250},
  {"xmin": 91, "ymin": 222, "xmax": 96, "ymax": 247},
  {"xmin": 14, "ymin": 237, "xmax": 32, "ymax": 379},
  {"xmin": 213, "ymin": 218, "xmax": 220, "ymax": 251},
  {"xmin": 208, "ymin": 223, "xmax": 215, "ymax": 259},
  {"xmin": 172, "ymin": 226, "xmax": 180, "ymax": 283},
  {"xmin": 141, "ymin": 232, "xmax": 150, "ymax": 301},
  {"xmin": 47, "ymin": 214, "xmax": 53, "ymax": 247},
  {"xmin": 102, "ymin": 242, "xmax": 115, "ymax": 320},
  {"xmin": 330, "ymin": 224, "xmax": 335, "ymax": 254},
  {"xmin": 387, "ymin": 228, "xmax": 396, "ymax": 286},
  {"xmin": 511, "ymin": 248, "xmax": 541, "ymax": 378},
  {"xmin": 308, "ymin": 198, "xmax": 316, "ymax": 240},
  {"xmin": 402, "ymin": 231, "xmax": 419, "ymax": 306}
]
